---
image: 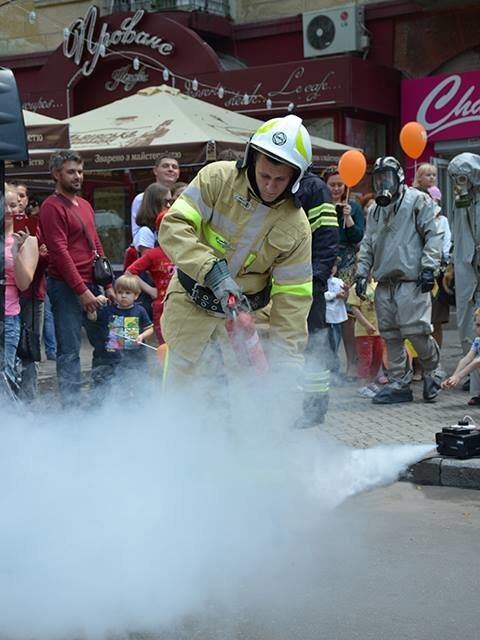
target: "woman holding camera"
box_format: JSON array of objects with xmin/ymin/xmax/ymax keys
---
[{"xmin": 322, "ymin": 166, "xmax": 365, "ymax": 380}]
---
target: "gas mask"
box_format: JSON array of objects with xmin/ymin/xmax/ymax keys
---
[
  {"xmin": 452, "ymin": 174, "xmax": 472, "ymax": 208},
  {"xmin": 372, "ymin": 156, "xmax": 404, "ymax": 207},
  {"xmin": 448, "ymin": 153, "xmax": 480, "ymax": 210},
  {"xmin": 373, "ymin": 169, "xmax": 400, "ymax": 207}
]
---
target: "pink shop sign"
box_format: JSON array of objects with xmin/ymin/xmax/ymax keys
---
[{"xmin": 402, "ymin": 70, "xmax": 480, "ymax": 142}]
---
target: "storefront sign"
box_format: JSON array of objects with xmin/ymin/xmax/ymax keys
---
[
  {"xmin": 183, "ymin": 65, "xmax": 339, "ymax": 110},
  {"xmin": 63, "ymin": 6, "xmax": 174, "ymax": 77},
  {"xmin": 105, "ymin": 64, "xmax": 150, "ymax": 92},
  {"xmin": 402, "ymin": 70, "xmax": 480, "ymax": 141}
]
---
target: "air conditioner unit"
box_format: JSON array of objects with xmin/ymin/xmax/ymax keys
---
[{"xmin": 302, "ymin": 4, "xmax": 365, "ymax": 59}]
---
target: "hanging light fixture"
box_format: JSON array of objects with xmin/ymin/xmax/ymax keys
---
[
  {"xmin": 242, "ymin": 93, "xmax": 249, "ymax": 105},
  {"xmin": 287, "ymin": 102, "xmax": 295, "ymax": 112},
  {"xmin": 28, "ymin": 11, "xmax": 37, "ymax": 24},
  {"xmin": 162, "ymin": 68, "xmax": 169, "ymax": 82},
  {"xmin": 266, "ymin": 98, "xmax": 272, "ymax": 110},
  {"xmin": 218, "ymin": 86, "xmax": 225, "ymax": 99},
  {"xmin": 99, "ymin": 44, "xmax": 106, "ymax": 57},
  {"xmin": 192, "ymin": 78, "xmax": 199, "ymax": 91},
  {"xmin": 132, "ymin": 57, "xmax": 140, "ymax": 71}
]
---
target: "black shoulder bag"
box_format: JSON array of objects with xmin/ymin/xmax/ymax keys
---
[{"xmin": 55, "ymin": 193, "xmax": 114, "ymax": 287}]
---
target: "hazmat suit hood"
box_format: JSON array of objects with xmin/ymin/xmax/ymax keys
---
[{"xmin": 448, "ymin": 153, "xmax": 480, "ymax": 208}]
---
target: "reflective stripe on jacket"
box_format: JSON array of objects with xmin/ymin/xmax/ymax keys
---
[{"xmin": 159, "ymin": 160, "xmax": 313, "ymax": 364}]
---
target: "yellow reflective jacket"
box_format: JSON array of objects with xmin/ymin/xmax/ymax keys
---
[{"xmin": 159, "ymin": 160, "xmax": 313, "ymax": 364}]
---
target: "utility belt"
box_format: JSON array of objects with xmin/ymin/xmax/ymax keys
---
[{"xmin": 177, "ymin": 269, "xmax": 271, "ymax": 314}]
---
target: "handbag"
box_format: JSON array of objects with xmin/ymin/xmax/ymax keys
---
[
  {"xmin": 55, "ymin": 193, "xmax": 114, "ymax": 287},
  {"xmin": 17, "ymin": 298, "xmax": 43, "ymax": 362}
]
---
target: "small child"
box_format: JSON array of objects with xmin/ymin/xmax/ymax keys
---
[
  {"xmin": 347, "ymin": 274, "xmax": 386, "ymax": 398},
  {"xmin": 441, "ymin": 308, "xmax": 480, "ymax": 405},
  {"xmin": 324, "ymin": 264, "xmax": 347, "ymax": 373},
  {"xmin": 126, "ymin": 212, "xmax": 175, "ymax": 344},
  {"xmin": 89, "ymin": 274, "xmax": 154, "ymax": 382}
]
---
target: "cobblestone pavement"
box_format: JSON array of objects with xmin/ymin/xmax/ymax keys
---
[
  {"xmin": 37, "ymin": 315, "xmax": 480, "ymax": 487},
  {"xmin": 319, "ymin": 317, "xmax": 475, "ymax": 449}
]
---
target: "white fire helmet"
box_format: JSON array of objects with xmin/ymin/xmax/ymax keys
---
[{"xmin": 241, "ymin": 115, "xmax": 312, "ymax": 194}]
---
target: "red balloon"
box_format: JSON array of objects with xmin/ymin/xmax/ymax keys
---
[
  {"xmin": 399, "ymin": 121, "xmax": 427, "ymax": 159},
  {"xmin": 338, "ymin": 150, "xmax": 367, "ymax": 187}
]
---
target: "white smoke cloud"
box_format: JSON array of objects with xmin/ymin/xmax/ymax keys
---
[{"xmin": 0, "ymin": 376, "xmax": 433, "ymax": 640}]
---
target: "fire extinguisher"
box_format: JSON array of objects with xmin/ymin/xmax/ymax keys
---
[{"xmin": 225, "ymin": 294, "xmax": 269, "ymax": 375}]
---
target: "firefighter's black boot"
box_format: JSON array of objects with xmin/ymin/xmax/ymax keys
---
[{"xmin": 294, "ymin": 392, "xmax": 328, "ymax": 429}]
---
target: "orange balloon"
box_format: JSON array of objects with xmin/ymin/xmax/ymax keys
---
[
  {"xmin": 338, "ymin": 150, "xmax": 367, "ymax": 187},
  {"xmin": 399, "ymin": 121, "xmax": 427, "ymax": 160}
]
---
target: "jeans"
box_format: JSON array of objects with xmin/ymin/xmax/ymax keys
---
[
  {"xmin": 4, "ymin": 314, "xmax": 21, "ymax": 393},
  {"xmin": 43, "ymin": 294, "xmax": 57, "ymax": 357},
  {"xmin": 18, "ymin": 297, "xmax": 44, "ymax": 400},
  {"xmin": 327, "ymin": 323, "xmax": 343, "ymax": 373},
  {"xmin": 47, "ymin": 278, "xmax": 107, "ymax": 405}
]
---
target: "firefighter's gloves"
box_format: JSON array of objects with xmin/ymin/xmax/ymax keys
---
[
  {"xmin": 205, "ymin": 259, "xmax": 250, "ymax": 314},
  {"xmin": 417, "ymin": 268, "xmax": 435, "ymax": 293},
  {"xmin": 355, "ymin": 276, "xmax": 368, "ymax": 300}
]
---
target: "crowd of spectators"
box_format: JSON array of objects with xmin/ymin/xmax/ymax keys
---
[{"xmin": 2, "ymin": 148, "xmax": 479, "ymax": 412}]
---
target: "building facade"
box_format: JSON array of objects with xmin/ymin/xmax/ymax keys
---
[{"xmin": 2, "ymin": 0, "xmax": 479, "ymax": 260}]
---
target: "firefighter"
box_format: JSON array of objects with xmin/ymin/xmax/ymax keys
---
[
  {"xmin": 355, "ymin": 156, "xmax": 445, "ymax": 404},
  {"xmin": 159, "ymin": 115, "xmax": 313, "ymax": 394},
  {"xmin": 447, "ymin": 153, "xmax": 480, "ymax": 404},
  {"xmin": 294, "ymin": 171, "xmax": 339, "ymax": 427}
]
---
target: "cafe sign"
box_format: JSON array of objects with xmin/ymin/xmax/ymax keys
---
[
  {"xmin": 402, "ymin": 70, "xmax": 480, "ymax": 141},
  {"xmin": 63, "ymin": 5, "xmax": 175, "ymax": 77}
]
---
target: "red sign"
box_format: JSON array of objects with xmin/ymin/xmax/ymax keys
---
[{"xmin": 402, "ymin": 70, "xmax": 480, "ymax": 141}]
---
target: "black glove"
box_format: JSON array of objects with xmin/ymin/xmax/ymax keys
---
[
  {"xmin": 417, "ymin": 268, "xmax": 435, "ymax": 293},
  {"xmin": 204, "ymin": 259, "xmax": 250, "ymax": 314},
  {"xmin": 355, "ymin": 276, "xmax": 368, "ymax": 300}
]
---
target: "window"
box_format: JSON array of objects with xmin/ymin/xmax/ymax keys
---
[{"xmin": 344, "ymin": 117, "xmax": 386, "ymax": 160}]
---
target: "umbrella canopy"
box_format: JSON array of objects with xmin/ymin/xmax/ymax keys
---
[
  {"xmin": 63, "ymin": 85, "xmax": 351, "ymax": 171},
  {"xmin": 22, "ymin": 109, "xmax": 70, "ymax": 150}
]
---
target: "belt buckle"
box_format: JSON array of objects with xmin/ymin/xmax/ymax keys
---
[{"xmin": 190, "ymin": 282, "xmax": 201, "ymax": 304}]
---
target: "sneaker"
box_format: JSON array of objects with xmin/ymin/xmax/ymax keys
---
[{"xmin": 357, "ymin": 385, "xmax": 377, "ymax": 399}]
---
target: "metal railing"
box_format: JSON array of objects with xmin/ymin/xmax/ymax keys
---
[{"xmin": 104, "ymin": 0, "xmax": 230, "ymax": 17}]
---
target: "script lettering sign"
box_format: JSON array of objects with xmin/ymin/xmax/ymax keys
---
[
  {"xmin": 63, "ymin": 5, "xmax": 174, "ymax": 77},
  {"xmin": 403, "ymin": 71, "xmax": 480, "ymax": 141}
]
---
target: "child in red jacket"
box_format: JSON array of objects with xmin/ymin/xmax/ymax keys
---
[{"xmin": 126, "ymin": 210, "xmax": 174, "ymax": 343}]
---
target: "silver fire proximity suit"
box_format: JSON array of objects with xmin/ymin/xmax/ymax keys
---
[
  {"xmin": 447, "ymin": 153, "xmax": 480, "ymax": 397},
  {"xmin": 356, "ymin": 183, "xmax": 444, "ymax": 401}
]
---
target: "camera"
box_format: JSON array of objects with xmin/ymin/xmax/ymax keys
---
[{"xmin": 335, "ymin": 204, "xmax": 344, "ymax": 215}]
